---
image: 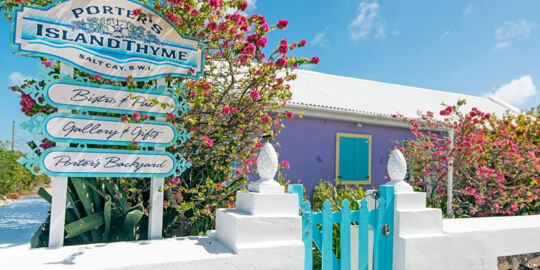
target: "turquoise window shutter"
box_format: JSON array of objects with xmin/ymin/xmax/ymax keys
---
[
  {"xmin": 337, "ymin": 134, "xmax": 370, "ymax": 183},
  {"xmin": 338, "ymin": 137, "xmax": 356, "ymax": 181}
]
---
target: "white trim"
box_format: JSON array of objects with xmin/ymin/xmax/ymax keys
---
[{"xmin": 285, "ymin": 104, "xmax": 412, "ymax": 128}]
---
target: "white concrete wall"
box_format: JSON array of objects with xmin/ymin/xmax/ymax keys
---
[
  {"xmin": 0, "ymin": 191, "xmax": 304, "ymax": 270},
  {"xmin": 393, "ymin": 191, "xmax": 540, "ymax": 270}
]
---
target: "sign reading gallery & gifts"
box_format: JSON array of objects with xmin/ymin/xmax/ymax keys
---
[{"xmin": 11, "ymin": 0, "xmax": 204, "ymax": 81}]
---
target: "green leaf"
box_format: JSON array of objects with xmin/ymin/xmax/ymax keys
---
[
  {"xmin": 103, "ymin": 195, "xmax": 112, "ymax": 241},
  {"xmin": 116, "ymin": 209, "xmax": 144, "ymax": 241},
  {"xmin": 37, "ymin": 187, "xmax": 51, "ymax": 204},
  {"xmin": 65, "ymin": 212, "xmax": 105, "ymax": 238}
]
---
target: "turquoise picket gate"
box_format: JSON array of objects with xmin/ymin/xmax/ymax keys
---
[{"xmin": 288, "ymin": 185, "xmax": 394, "ymax": 270}]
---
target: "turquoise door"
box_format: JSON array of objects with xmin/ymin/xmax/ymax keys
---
[{"xmin": 337, "ymin": 134, "xmax": 371, "ymax": 184}]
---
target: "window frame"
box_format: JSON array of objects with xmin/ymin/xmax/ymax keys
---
[{"xmin": 335, "ymin": 132, "xmax": 372, "ymax": 185}]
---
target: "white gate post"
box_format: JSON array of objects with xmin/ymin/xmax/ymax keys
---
[
  {"xmin": 48, "ymin": 62, "xmax": 73, "ymax": 248},
  {"xmin": 148, "ymin": 77, "xmax": 166, "ymax": 240}
]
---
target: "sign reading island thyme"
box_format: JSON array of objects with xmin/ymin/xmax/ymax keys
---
[
  {"xmin": 11, "ymin": 0, "xmax": 204, "ymax": 81},
  {"xmin": 41, "ymin": 148, "xmax": 177, "ymax": 177}
]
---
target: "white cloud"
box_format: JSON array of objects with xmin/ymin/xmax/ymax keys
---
[
  {"xmin": 8, "ymin": 72, "xmax": 31, "ymax": 86},
  {"xmin": 440, "ymin": 31, "xmax": 450, "ymax": 40},
  {"xmin": 496, "ymin": 19, "xmax": 536, "ymax": 40},
  {"xmin": 486, "ymin": 75, "xmax": 537, "ymax": 106},
  {"xmin": 349, "ymin": 0, "xmax": 386, "ymax": 40},
  {"xmin": 312, "ymin": 28, "xmax": 329, "ymax": 48},
  {"xmin": 463, "ymin": 2, "xmax": 473, "ymax": 15},
  {"xmin": 492, "ymin": 41, "xmax": 511, "ymax": 51},
  {"xmin": 492, "ymin": 19, "xmax": 536, "ymax": 50}
]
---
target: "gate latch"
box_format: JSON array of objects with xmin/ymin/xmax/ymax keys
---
[{"xmin": 382, "ymin": 224, "xmax": 390, "ymax": 236}]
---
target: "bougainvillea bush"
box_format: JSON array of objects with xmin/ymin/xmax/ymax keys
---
[
  {"xmin": 395, "ymin": 100, "xmax": 539, "ymax": 217},
  {"xmin": 2, "ymin": 0, "xmax": 317, "ymax": 241}
]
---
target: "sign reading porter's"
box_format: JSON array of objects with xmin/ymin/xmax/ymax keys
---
[{"xmin": 11, "ymin": 0, "xmax": 204, "ymax": 81}]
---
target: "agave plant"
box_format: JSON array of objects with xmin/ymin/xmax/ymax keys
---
[{"xmin": 31, "ymin": 178, "xmax": 147, "ymax": 248}]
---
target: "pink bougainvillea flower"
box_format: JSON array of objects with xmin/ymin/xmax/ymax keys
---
[
  {"xmin": 277, "ymin": 19, "xmax": 288, "ymax": 29},
  {"xmin": 250, "ymin": 89, "xmax": 260, "ymax": 100},
  {"xmin": 132, "ymin": 112, "xmax": 141, "ymax": 120},
  {"xmin": 238, "ymin": 0, "xmax": 248, "ymax": 11},
  {"xmin": 281, "ymin": 160, "xmax": 290, "ymax": 169},
  {"xmin": 243, "ymin": 43, "xmax": 256, "ymax": 55},
  {"xmin": 299, "ymin": 40, "xmax": 307, "ymax": 47},
  {"xmin": 286, "ymin": 111, "xmax": 294, "ymax": 119},
  {"xmin": 120, "ymin": 115, "xmax": 129, "ymax": 122},
  {"xmin": 203, "ymin": 136, "xmax": 213, "ymax": 147},
  {"xmin": 132, "ymin": 8, "xmax": 142, "ymax": 17},
  {"xmin": 310, "ymin": 56, "xmax": 320, "ymax": 64},
  {"xmin": 93, "ymin": 74, "xmax": 101, "ymax": 80},
  {"xmin": 255, "ymin": 142, "xmax": 263, "ymax": 148},
  {"xmin": 261, "ymin": 114, "xmax": 272, "ymax": 123},
  {"xmin": 256, "ymin": 37, "xmax": 268, "ymax": 48},
  {"xmin": 42, "ymin": 61, "xmax": 52, "ymax": 68},
  {"xmin": 222, "ymin": 106, "xmax": 231, "ymax": 115}
]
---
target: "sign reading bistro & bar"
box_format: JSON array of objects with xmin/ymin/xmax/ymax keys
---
[{"xmin": 11, "ymin": 0, "xmax": 204, "ymax": 81}]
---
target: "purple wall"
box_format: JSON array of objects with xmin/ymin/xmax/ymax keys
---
[{"xmin": 275, "ymin": 116, "xmax": 413, "ymax": 194}]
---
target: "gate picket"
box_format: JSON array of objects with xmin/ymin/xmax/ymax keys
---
[
  {"xmin": 322, "ymin": 200, "xmax": 333, "ymax": 270},
  {"xmin": 358, "ymin": 199, "xmax": 369, "ymax": 270},
  {"xmin": 288, "ymin": 184, "xmax": 394, "ymax": 270},
  {"xmin": 340, "ymin": 200, "xmax": 351, "ymax": 270}
]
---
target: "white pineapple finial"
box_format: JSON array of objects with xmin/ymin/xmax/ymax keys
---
[
  {"xmin": 248, "ymin": 143, "xmax": 284, "ymax": 193},
  {"xmin": 385, "ymin": 149, "xmax": 413, "ymax": 193}
]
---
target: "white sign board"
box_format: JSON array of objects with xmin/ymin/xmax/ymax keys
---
[
  {"xmin": 45, "ymin": 81, "xmax": 179, "ymax": 116},
  {"xmin": 41, "ymin": 148, "xmax": 176, "ymax": 177},
  {"xmin": 45, "ymin": 114, "xmax": 176, "ymax": 147}
]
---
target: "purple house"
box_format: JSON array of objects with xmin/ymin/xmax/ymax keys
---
[{"xmin": 276, "ymin": 70, "xmax": 518, "ymax": 194}]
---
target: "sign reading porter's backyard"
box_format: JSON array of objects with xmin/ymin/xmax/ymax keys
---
[
  {"xmin": 11, "ymin": 0, "xmax": 204, "ymax": 80},
  {"xmin": 41, "ymin": 148, "xmax": 176, "ymax": 177}
]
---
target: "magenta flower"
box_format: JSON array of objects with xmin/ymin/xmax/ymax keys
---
[
  {"xmin": 238, "ymin": 0, "xmax": 248, "ymax": 11},
  {"xmin": 93, "ymin": 74, "xmax": 101, "ymax": 80},
  {"xmin": 281, "ymin": 160, "xmax": 290, "ymax": 169},
  {"xmin": 299, "ymin": 40, "xmax": 307, "ymax": 47},
  {"xmin": 286, "ymin": 111, "xmax": 294, "ymax": 119},
  {"xmin": 250, "ymin": 89, "xmax": 260, "ymax": 100},
  {"xmin": 276, "ymin": 58, "xmax": 287, "ymax": 68},
  {"xmin": 310, "ymin": 56, "xmax": 320, "ymax": 64},
  {"xmin": 256, "ymin": 37, "xmax": 268, "ymax": 48},
  {"xmin": 132, "ymin": 112, "xmax": 141, "ymax": 120},
  {"xmin": 262, "ymin": 114, "xmax": 272, "ymax": 123},
  {"xmin": 204, "ymin": 136, "xmax": 213, "ymax": 147},
  {"xmin": 277, "ymin": 19, "xmax": 289, "ymax": 30},
  {"xmin": 243, "ymin": 43, "xmax": 256, "ymax": 55},
  {"xmin": 222, "ymin": 106, "xmax": 231, "ymax": 115},
  {"xmin": 132, "ymin": 8, "xmax": 142, "ymax": 17},
  {"xmin": 42, "ymin": 61, "xmax": 52, "ymax": 68}
]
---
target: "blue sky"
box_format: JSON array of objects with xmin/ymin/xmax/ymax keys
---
[{"xmin": 0, "ymin": 0, "xmax": 539, "ymax": 150}]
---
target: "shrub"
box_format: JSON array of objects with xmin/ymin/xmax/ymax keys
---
[
  {"xmin": 0, "ymin": 142, "xmax": 50, "ymax": 197},
  {"xmin": 395, "ymin": 101, "xmax": 539, "ymax": 217}
]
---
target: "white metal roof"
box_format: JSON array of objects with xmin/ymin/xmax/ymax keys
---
[{"xmin": 287, "ymin": 69, "xmax": 519, "ymax": 121}]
